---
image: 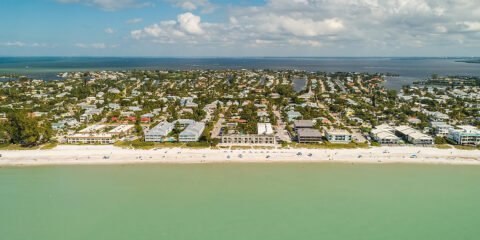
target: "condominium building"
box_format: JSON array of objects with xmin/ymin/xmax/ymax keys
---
[
  {"xmin": 145, "ymin": 122, "xmax": 174, "ymax": 142},
  {"xmin": 430, "ymin": 122, "xmax": 452, "ymax": 137},
  {"xmin": 179, "ymin": 122, "xmax": 205, "ymax": 142},
  {"xmin": 108, "ymin": 125, "xmax": 135, "ymax": 136},
  {"xmin": 448, "ymin": 126, "xmax": 480, "ymax": 145},
  {"xmin": 293, "ymin": 120, "xmax": 314, "ymax": 131},
  {"xmin": 395, "ymin": 125, "xmax": 433, "ymax": 145},
  {"xmin": 220, "ymin": 134, "xmax": 276, "ymax": 145},
  {"xmin": 257, "ymin": 123, "xmax": 274, "ymax": 135},
  {"xmin": 297, "ymin": 128, "xmax": 323, "ymax": 143},
  {"xmin": 66, "ymin": 134, "xmax": 114, "ymax": 144},
  {"xmin": 371, "ymin": 124, "xmax": 399, "ymax": 145},
  {"xmin": 324, "ymin": 129, "xmax": 352, "ymax": 143}
]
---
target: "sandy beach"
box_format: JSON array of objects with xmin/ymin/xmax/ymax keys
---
[{"xmin": 0, "ymin": 145, "xmax": 479, "ymax": 166}]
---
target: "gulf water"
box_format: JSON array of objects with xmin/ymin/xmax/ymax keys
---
[{"xmin": 1, "ymin": 163, "xmax": 479, "ymax": 240}]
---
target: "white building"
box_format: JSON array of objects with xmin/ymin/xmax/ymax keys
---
[
  {"xmin": 257, "ymin": 123, "xmax": 274, "ymax": 135},
  {"xmin": 145, "ymin": 122, "xmax": 174, "ymax": 142},
  {"xmin": 371, "ymin": 124, "xmax": 399, "ymax": 145},
  {"xmin": 66, "ymin": 133, "xmax": 114, "ymax": 144},
  {"xmin": 179, "ymin": 122, "xmax": 205, "ymax": 142},
  {"xmin": 324, "ymin": 129, "xmax": 352, "ymax": 143},
  {"xmin": 430, "ymin": 122, "xmax": 452, "ymax": 137},
  {"xmin": 448, "ymin": 126, "xmax": 480, "ymax": 146},
  {"xmin": 108, "ymin": 125, "xmax": 134, "ymax": 136},
  {"xmin": 79, "ymin": 125, "xmax": 107, "ymax": 133},
  {"xmin": 395, "ymin": 125, "xmax": 433, "ymax": 145}
]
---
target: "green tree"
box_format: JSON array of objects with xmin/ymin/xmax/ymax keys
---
[{"xmin": 7, "ymin": 112, "xmax": 42, "ymax": 146}]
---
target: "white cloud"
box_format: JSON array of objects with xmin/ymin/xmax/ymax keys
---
[
  {"xmin": 177, "ymin": 12, "xmax": 204, "ymax": 35},
  {"xmin": 460, "ymin": 21, "xmax": 480, "ymax": 32},
  {"xmin": 127, "ymin": 0, "xmax": 480, "ymax": 55},
  {"xmin": 131, "ymin": 12, "xmax": 206, "ymax": 42},
  {"xmin": 104, "ymin": 28, "xmax": 115, "ymax": 34},
  {"xmin": 126, "ymin": 18, "xmax": 142, "ymax": 24},
  {"xmin": 56, "ymin": 0, "xmax": 151, "ymax": 11},
  {"xmin": 4, "ymin": 41, "xmax": 26, "ymax": 47},
  {"xmin": 75, "ymin": 43, "xmax": 107, "ymax": 48},
  {"xmin": 166, "ymin": 0, "xmax": 217, "ymax": 13}
]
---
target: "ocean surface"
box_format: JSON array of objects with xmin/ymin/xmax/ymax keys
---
[
  {"xmin": 1, "ymin": 163, "xmax": 480, "ymax": 240},
  {"xmin": 1, "ymin": 57, "xmax": 480, "ymax": 90}
]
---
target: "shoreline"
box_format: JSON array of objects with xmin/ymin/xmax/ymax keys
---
[{"xmin": 1, "ymin": 145, "xmax": 479, "ymax": 167}]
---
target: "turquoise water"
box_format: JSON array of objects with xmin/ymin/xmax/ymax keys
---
[
  {"xmin": 1, "ymin": 163, "xmax": 480, "ymax": 240},
  {"xmin": 2, "ymin": 57, "xmax": 480, "ymax": 90}
]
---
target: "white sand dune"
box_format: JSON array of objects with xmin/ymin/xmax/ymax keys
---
[{"xmin": 1, "ymin": 145, "xmax": 479, "ymax": 166}]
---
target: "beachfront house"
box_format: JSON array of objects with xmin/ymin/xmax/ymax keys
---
[
  {"xmin": 448, "ymin": 126, "xmax": 480, "ymax": 146},
  {"xmin": 324, "ymin": 129, "xmax": 352, "ymax": 143},
  {"xmin": 430, "ymin": 122, "xmax": 453, "ymax": 137}
]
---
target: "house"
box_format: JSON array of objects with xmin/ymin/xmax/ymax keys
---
[
  {"xmin": 297, "ymin": 128, "xmax": 323, "ymax": 143},
  {"xmin": 430, "ymin": 122, "xmax": 452, "ymax": 137},
  {"xmin": 324, "ymin": 129, "xmax": 352, "ymax": 143},
  {"xmin": 51, "ymin": 122, "xmax": 66, "ymax": 130},
  {"xmin": 257, "ymin": 123, "xmax": 274, "ymax": 135},
  {"xmin": 287, "ymin": 110, "xmax": 302, "ymax": 121},
  {"xmin": 407, "ymin": 117, "xmax": 421, "ymax": 124},
  {"xmin": 371, "ymin": 124, "xmax": 399, "ymax": 145},
  {"xmin": 179, "ymin": 122, "xmax": 205, "ymax": 142},
  {"xmin": 294, "ymin": 120, "xmax": 314, "ymax": 130},
  {"xmin": 108, "ymin": 125, "xmax": 134, "ymax": 136},
  {"xmin": 175, "ymin": 119, "xmax": 196, "ymax": 128},
  {"xmin": 448, "ymin": 126, "xmax": 480, "ymax": 146},
  {"xmin": 79, "ymin": 125, "xmax": 107, "ymax": 134},
  {"xmin": 145, "ymin": 122, "xmax": 174, "ymax": 142}
]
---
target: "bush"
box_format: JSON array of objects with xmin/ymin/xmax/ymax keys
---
[
  {"xmin": 186, "ymin": 141, "xmax": 210, "ymax": 148},
  {"xmin": 434, "ymin": 137, "xmax": 447, "ymax": 144},
  {"xmin": 371, "ymin": 142, "xmax": 381, "ymax": 147},
  {"xmin": 131, "ymin": 140, "xmax": 154, "ymax": 149}
]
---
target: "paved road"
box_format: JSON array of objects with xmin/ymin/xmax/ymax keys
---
[
  {"xmin": 211, "ymin": 117, "xmax": 225, "ymax": 138},
  {"xmin": 274, "ymin": 110, "xmax": 292, "ymax": 143}
]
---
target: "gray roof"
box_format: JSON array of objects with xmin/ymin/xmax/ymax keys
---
[
  {"xmin": 294, "ymin": 120, "xmax": 314, "ymax": 128},
  {"xmin": 146, "ymin": 122, "xmax": 173, "ymax": 136},
  {"xmin": 297, "ymin": 128, "xmax": 323, "ymax": 137},
  {"xmin": 180, "ymin": 122, "xmax": 205, "ymax": 137}
]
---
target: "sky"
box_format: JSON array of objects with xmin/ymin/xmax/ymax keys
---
[{"xmin": 0, "ymin": 0, "xmax": 479, "ymax": 57}]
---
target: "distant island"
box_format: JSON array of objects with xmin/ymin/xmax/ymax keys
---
[{"xmin": 456, "ymin": 59, "xmax": 480, "ymax": 64}]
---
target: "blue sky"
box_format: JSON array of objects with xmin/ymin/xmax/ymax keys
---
[{"xmin": 1, "ymin": 0, "xmax": 479, "ymax": 57}]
